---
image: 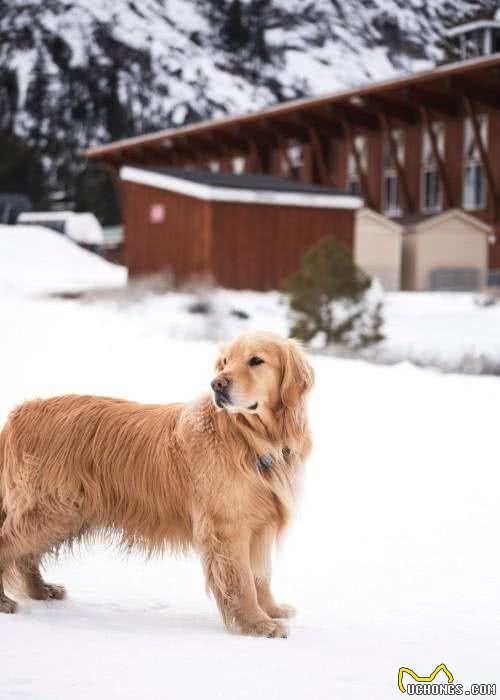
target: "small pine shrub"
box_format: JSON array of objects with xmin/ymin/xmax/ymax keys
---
[{"xmin": 283, "ymin": 236, "xmax": 385, "ymax": 349}]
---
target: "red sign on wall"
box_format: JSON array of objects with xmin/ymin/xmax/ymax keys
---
[{"xmin": 150, "ymin": 203, "xmax": 165, "ymax": 223}]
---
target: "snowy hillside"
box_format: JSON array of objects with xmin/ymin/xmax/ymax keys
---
[
  {"xmin": 0, "ymin": 0, "xmax": 497, "ymax": 198},
  {"xmin": 1, "ymin": 225, "xmax": 500, "ymax": 698}
]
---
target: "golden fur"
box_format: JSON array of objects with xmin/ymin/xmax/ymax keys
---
[{"xmin": 0, "ymin": 331, "xmax": 313, "ymax": 637}]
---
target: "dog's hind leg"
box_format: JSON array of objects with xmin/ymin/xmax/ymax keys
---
[
  {"xmin": 0, "ymin": 537, "xmax": 18, "ymax": 614},
  {"xmin": 15, "ymin": 554, "xmax": 66, "ymax": 601}
]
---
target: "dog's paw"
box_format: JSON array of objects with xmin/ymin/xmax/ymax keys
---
[
  {"xmin": 240, "ymin": 617, "xmax": 289, "ymax": 638},
  {"xmin": 0, "ymin": 594, "xmax": 18, "ymax": 614},
  {"xmin": 30, "ymin": 584, "xmax": 66, "ymax": 601},
  {"xmin": 45, "ymin": 584, "xmax": 66, "ymax": 600},
  {"xmin": 267, "ymin": 603, "xmax": 296, "ymax": 619}
]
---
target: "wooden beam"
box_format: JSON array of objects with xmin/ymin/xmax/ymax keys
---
[
  {"xmin": 278, "ymin": 112, "xmax": 344, "ymax": 141},
  {"xmin": 244, "ymin": 140, "xmax": 261, "ymax": 173},
  {"xmin": 97, "ymin": 154, "xmax": 122, "ymax": 171},
  {"xmin": 307, "ymin": 126, "xmax": 329, "ymax": 185},
  {"xmin": 267, "ymin": 117, "xmax": 309, "ymax": 142},
  {"xmin": 329, "ymin": 102, "xmax": 379, "ymax": 130},
  {"xmin": 406, "ymin": 87, "xmax": 460, "ymax": 117},
  {"xmin": 343, "ymin": 122, "xmax": 374, "ymax": 209},
  {"xmin": 199, "ymin": 130, "xmax": 249, "ymax": 153},
  {"xmin": 419, "ymin": 106, "xmax": 454, "ymax": 208},
  {"xmin": 286, "ymin": 110, "xmax": 344, "ymax": 139},
  {"xmin": 450, "ymin": 77, "xmax": 500, "ymax": 110},
  {"xmin": 364, "ymin": 95, "xmax": 418, "ymax": 124},
  {"xmin": 238, "ymin": 121, "xmax": 280, "ymax": 147},
  {"xmin": 379, "ymin": 112, "xmax": 413, "ymax": 212},
  {"xmin": 145, "ymin": 139, "xmax": 198, "ymax": 166},
  {"xmin": 244, "ymin": 138, "xmax": 273, "ymax": 174},
  {"xmin": 463, "ymin": 95, "xmax": 499, "ymax": 221}
]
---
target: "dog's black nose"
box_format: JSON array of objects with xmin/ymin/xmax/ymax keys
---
[{"xmin": 211, "ymin": 375, "xmax": 231, "ymax": 392}]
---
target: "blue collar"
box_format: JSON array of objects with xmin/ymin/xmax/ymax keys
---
[
  {"xmin": 256, "ymin": 454, "xmax": 273, "ymax": 472},
  {"xmin": 256, "ymin": 448, "xmax": 291, "ymax": 472}
]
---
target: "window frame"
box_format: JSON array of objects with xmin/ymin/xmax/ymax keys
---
[
  {"xmin": 346, "ymin": 135, "xmax": 367, "ymax": 197},
  {"xmin": 462, "ymin": 114, "xmax": 488, "ymax": 211},
  {"xmin": 420, "ymin": 121, "xmax": 444, "ymax": 214},
  {"xmin": 382, "ymin": 129, "xmax": 404, "ymax": 217}
]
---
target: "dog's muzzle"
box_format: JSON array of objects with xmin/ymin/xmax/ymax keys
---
[{"xmin": 211, "ymin": 375, "xmax": 232, "ymax": 408}]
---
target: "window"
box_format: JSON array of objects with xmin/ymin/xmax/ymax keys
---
[
  {"xmin": 463, "ymin": 115, "xmax": 487, "ymax": 210},
  {"xmin": 347, "ymin": 136, "xmax": 367, "ymax": 195},
  {"xmin": 283, "ymin": 142, "xmax": 303, "ymax": 179},
  {"xmin": 278, "ymin": 142, "xmax": 303, "ymax": 178},
  {"xmin": 493, "ymin": 28, "xmax": 500, "ymax": 54},
  {"xmin": 382, "ymin": 129, "xmax": 404, "ymax": 216},
  {"xmin": 347, "ymin": 135, "xmax": 367, "ymax": 196},
  {"xmin": 232, "ymin": 156, "xmax": 245, "ymax": 174},
  {"xmin": 421, "ymin": 122, "xmax": 444, "ymax": 213}
]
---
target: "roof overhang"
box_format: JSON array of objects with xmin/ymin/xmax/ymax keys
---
[
  {"xmin": 120, "ymin": 166, "xmax": 362, "ymax": 209},
  {"xmin": 86, "ymin": 54, "xmax": 500, "ymax": 165}
]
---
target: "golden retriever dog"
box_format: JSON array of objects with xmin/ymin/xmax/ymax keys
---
[{"xmin": 0, "ymin": 331, "xmax": 313, "ymax": 637}]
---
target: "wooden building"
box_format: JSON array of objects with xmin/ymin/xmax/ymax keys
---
[
  {"xmin": 120, "ymin": 167, "xmax": 360, "ymax": 289},
  {"xmin": 86, "ymin": 54, "xmax": 500, "ymax": 290}
]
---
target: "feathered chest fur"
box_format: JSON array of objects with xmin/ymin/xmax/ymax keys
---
[{"xmin": 177, "ymin": 396, "xmax": 311, "ymax": 533}]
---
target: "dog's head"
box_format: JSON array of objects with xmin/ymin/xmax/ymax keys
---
[{"xmin": 211, "ymin": 332, "xmax": 314, "ymax": 415}]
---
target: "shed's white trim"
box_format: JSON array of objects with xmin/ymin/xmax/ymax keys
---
[{"xmin": 120, "ymin": 166, "xmax": 362, "ymax": 210}]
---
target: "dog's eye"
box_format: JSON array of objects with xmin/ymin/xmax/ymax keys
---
[
  {"xmin": 223, "ymin": 358, "xmax": 227, "ymax": 366},
  {"xmin": 248, "ymin": 356, "xmax": 264, "ymax": 367}
]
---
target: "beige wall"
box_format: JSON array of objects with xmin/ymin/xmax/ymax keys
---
[
  {"xmin": 355, "ymin": 211, "xmax": 402, "ymax": 290},
  {"xmin": 402, "ymin": 217, "xmax": 489, "ymax": 291}
]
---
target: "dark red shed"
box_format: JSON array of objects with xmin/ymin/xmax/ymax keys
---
[{"xmin": 120, "ymin": 167, "xmax": 361, "ymax": 290}]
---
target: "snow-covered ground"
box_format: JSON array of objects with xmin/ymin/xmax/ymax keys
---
[{"xmin": 1, "ymin": 226, "xmax": 499, "ymax": 698}]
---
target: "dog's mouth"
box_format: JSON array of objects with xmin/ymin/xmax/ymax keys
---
[{"xmin": 213, "ymin": 390, "xmax": 232, "ymax": 409}]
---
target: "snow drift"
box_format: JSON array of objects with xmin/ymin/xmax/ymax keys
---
[{"xmin": 0, "ymin": 225, "xmax": 125, "ymax": 296}]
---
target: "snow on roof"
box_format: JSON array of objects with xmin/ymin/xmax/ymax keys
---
[
  {"xmin": 0, "ymin": 225, "xmax": 125, "ymax": 296},
  {"xmin": 120, "ymin": 166, "xmax": 362, "ymax": 210}
]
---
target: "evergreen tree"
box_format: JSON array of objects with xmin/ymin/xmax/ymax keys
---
[
  {"xmin": 284, "ymin": 236, "xmax": 385, "ymax": 348},
  {"xmin": 74, "ymin": 165, "xmax": 121, "ymax": 227},
  {"xmin": 222, "ymin": 0, "xmax": 249, "ymax": 52},
  {"xmin": 0, "ymin": 130, "xmax": 45, "ymax": 207}
]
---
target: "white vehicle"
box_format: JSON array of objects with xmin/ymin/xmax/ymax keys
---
[{"xmin": 17, "ymin": 211, "xmax": 104, "ymax": 246}]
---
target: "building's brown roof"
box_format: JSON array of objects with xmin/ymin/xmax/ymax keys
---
[{"xmin": 85, "ymin": 54, "xmax": 500, "ymax": 165}]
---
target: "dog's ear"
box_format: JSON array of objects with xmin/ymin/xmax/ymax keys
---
[{"xmin": 280, "ymin": 339, "xmax": 314, "ymax": 409}]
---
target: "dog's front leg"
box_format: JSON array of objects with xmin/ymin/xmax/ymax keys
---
[
  {"xmin": 197, "ymin": 525, "xmax": 288, "ymax": 638},
  {"xmin": 250, "ymin": 527, "xmax": 296, "ymax": 620}
]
